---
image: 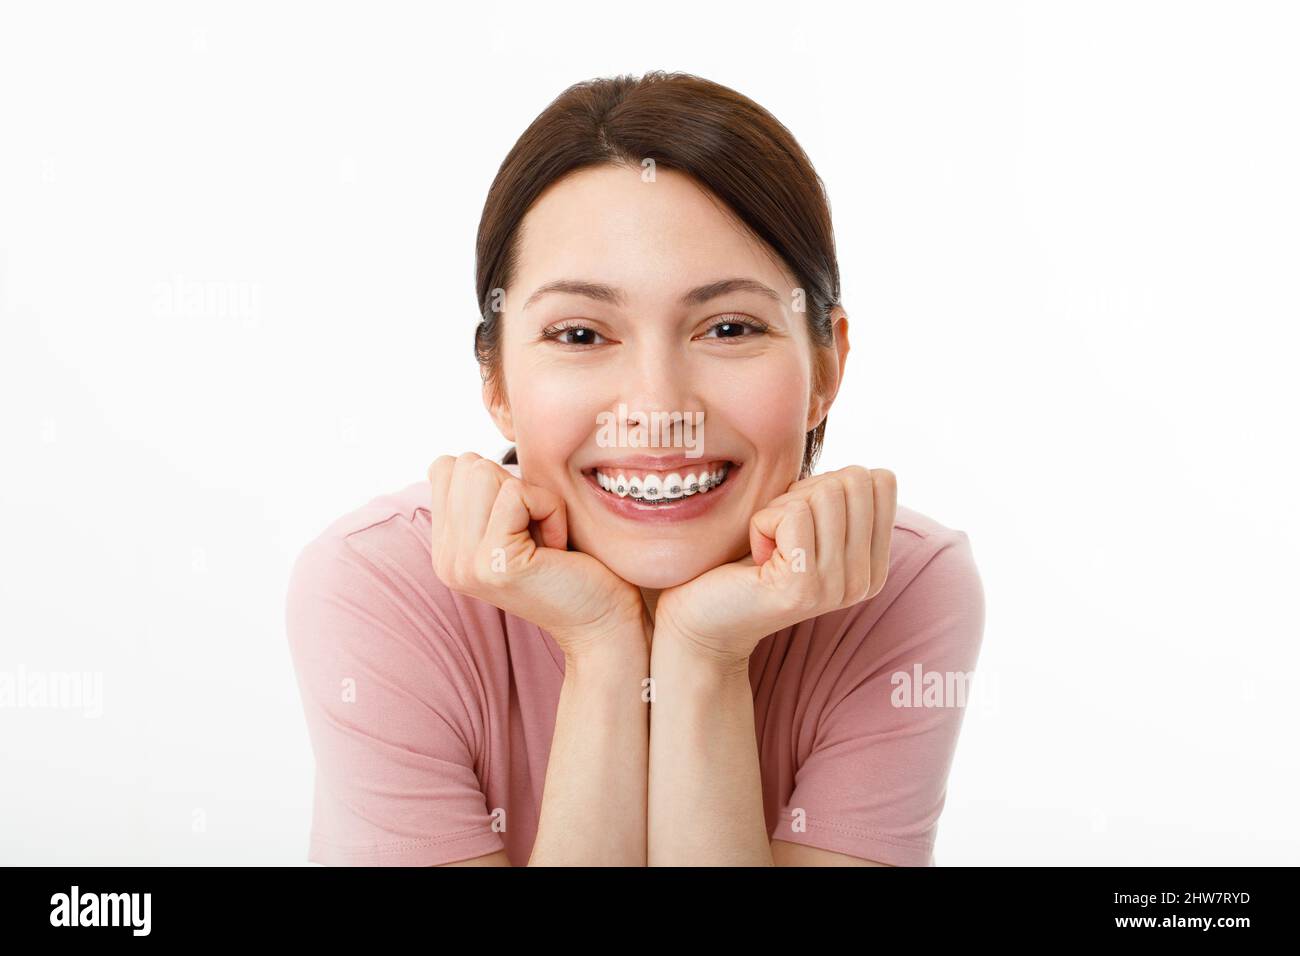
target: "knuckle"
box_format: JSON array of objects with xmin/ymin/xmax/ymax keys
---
[
  {"xmin": 818, "ymin": 481, "xmax": 845, "ymax": 504},
  {"xmin": 844, "ymin": 466, "xmax": 873, "ymax": 494},
  {"xmin": 451, "ymin": 452, "xmax": 481, "ymax": 476},
  {"xmin": 470, "ymin": 457, "xmax": 501, "ymax": 482}
]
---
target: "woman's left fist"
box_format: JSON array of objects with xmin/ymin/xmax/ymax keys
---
[{"xmin": 655, "ymin": 466, "xmax": 898, "ymax": 667}]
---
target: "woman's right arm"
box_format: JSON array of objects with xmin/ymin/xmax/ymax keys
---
[
  {"xmin": 438, "ymin": 619, "xmax": 650, "ymax": 866},
  {"xmin": 525, "ymin": 616, "xmax": 650, "ymax": 865},
  {"xmin": 428, "ymin": 454, "xmax": 653, "ymax": 866}
]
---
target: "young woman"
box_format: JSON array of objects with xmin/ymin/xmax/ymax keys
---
[{"xmin": 286, "ymin": 71, "xmax": 985, "ymax": 867}]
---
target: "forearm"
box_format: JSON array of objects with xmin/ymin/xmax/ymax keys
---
[
  {"xmin": 527, "ymin": 621, "xmax": 650, "ymax": 865},
  {"xmin": 647, "ymin": 628, "xmax": 773, "ymax": 866}
]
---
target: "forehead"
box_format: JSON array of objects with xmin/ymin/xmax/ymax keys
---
[{"xmin": 512, "ymin": 164, "xmax": 795, "ymax": 304}]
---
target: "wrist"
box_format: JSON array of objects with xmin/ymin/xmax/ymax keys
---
[
  {"xmin": 554, "ymin": 609, "xmax": 652, "ymax": 668},
  {"xmin": 650, "ymin": 620, "xmax": 753, "ymax": 684}
]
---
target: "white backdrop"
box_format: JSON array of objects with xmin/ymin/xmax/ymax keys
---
[{"xmin": 2, "ymin": 0, "xmax": 1297, "ymax": 865}]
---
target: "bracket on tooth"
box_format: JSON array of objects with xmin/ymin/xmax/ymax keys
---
[{"xmin": 599, "ymin": 465, "xmax": 728, "ymax": 502}]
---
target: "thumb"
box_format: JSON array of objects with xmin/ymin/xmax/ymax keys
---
[
  {"xmin": 749, "ymin": 499, "xmax": 814, "ymax": 571},
  {"xmin": 749, "ymin": 506, "xmax": 780, "ymax": 566},
  {"xmin": 507, "ymin": 479, "xmax": 569, "ymax": 551}
]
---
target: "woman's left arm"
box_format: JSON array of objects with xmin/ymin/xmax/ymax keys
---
[
  {"xmin": 648, "ymin": 466, "xmax": 897, "ymax": 866},
  {"xmin": 647, "ymin": 625, "xmax": 896, "ymax": 866},
  {"xmin": 647, "ymin": 625, "xmax": 773, "ymax": 865}
]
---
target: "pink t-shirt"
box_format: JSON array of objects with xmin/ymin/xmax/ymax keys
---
[{"xmin": 285, "ymin": 465, "xmax": 985, "ymax": 866}]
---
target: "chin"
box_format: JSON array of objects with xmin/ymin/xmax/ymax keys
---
[
  {"xmin": 606, "ymin": 559, "xmax": 699, "ymax": 590},
  {"xmin": 591, "ymin": 542, "xmax": 740, "ymax": 591}
]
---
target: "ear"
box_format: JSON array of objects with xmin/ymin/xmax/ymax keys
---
[
  {"xmin": 806, "ymin": 307, "xmax": 851, "ymax": 431},
  {"xmin": 482, "ymin": 377, "xmax": 516, "ymax": 443}
]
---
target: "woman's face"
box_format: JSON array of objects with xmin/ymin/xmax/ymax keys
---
[{"xmin": 488, "ymin": 163, "xmax": 844, "ymax": 589}]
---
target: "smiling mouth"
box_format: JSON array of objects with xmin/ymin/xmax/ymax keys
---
[{"xmin": 583, "ymin": 459, "xmax": 736, "ymax": 506}]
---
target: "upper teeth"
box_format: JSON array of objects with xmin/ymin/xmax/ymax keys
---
[{"xmin": 594, "ymin": 463, "xmax": 732, "ymax": 500}]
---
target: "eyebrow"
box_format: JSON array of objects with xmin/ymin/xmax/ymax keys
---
[{"xmin": 521, "ymin": 277, "xmax": 783, "ymax": 311}]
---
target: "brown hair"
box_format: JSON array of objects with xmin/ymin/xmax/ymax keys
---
[{"xmin": 474, "ymin": 71, "xmax": 842, "ymax": 479}]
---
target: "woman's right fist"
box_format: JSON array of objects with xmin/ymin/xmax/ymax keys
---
[{"xmin": 427, "ymin": 453, "xmax": 647, "ymax": 653}]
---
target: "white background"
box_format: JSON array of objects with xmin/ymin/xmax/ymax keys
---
[{"xmin": 2, "ymin": 1, "xmax": 1297, "ymax": 865}]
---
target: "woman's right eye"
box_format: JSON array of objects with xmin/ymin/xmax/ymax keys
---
[{"xmin": 541, "ymin": 323, "xmax": 607, "ymax": 347}]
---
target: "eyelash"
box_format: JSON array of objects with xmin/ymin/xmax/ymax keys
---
[{"xmin": 539, "ymin": 315, "xmax": 770, "ymax": 348}]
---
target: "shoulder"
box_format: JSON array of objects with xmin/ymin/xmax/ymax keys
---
[
  {"xmin": 877, "ymin": 504, "xmax": 984, "ymax": 662},
  {"xmin": 287, "ymin": 457, "xmax": 519, "ymax": 614},
  {"xmin": 285, "ymin": 478, "xmax": 480, "ymax": 650},
  {"xmin": 287, "ymin": 479, "xmax": 433, "ymax": 595},
  {"xmin": 282, "ymin": 477, "xmax": 534, "ymax": 738},
  {"xmin": 805, "ymin": 502, "xmax": 985, "ymax": 662},
  {"xmin": 301, "ymin": 478, "xmax": 433, "ymax": 550},
  {"xmin": 292, "ymin": 459, "xmax": 520, "ymax": 572},
  {"xmin": 886, "ymin": 504, "xmax": 984, "ymax": 607}
]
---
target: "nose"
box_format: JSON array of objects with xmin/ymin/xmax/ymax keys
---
[
  {"xmin": 618, "ymin": 336, "xmax": 699, "ymax": 417},
  {"xmin": 613, "ymin": 335, "xmax": 706, "ymax": 443}
]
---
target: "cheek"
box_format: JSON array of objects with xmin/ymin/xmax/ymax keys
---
[
  {"xmin": 717, "ymin": 358, "xmax": 809, "ymax": 467},
  {"xmin": 505, "ymin": 366, "xmax": 605, "ymax": 472}
]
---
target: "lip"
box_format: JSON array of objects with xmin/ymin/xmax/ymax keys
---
[
  {"xmin": 583, "ymin": 454, "xmax": 729, "ymax": 473},
  {"xmin": 580, "ymin": 462, "xmax": 740, "ymax": 524}
]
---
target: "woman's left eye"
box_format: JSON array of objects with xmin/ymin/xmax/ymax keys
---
[{"xmin": 700, "ymin": 317, "xmax": 768, "ymax": 340}]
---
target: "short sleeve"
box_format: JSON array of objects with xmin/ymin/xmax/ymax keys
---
[
  {"xmin": 285, "ymin": 532, "xmax": 506, "ymax": 866},
  {"xmin": 772, "ymin": 530, "xmax": 986, "ymax": 866}
]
